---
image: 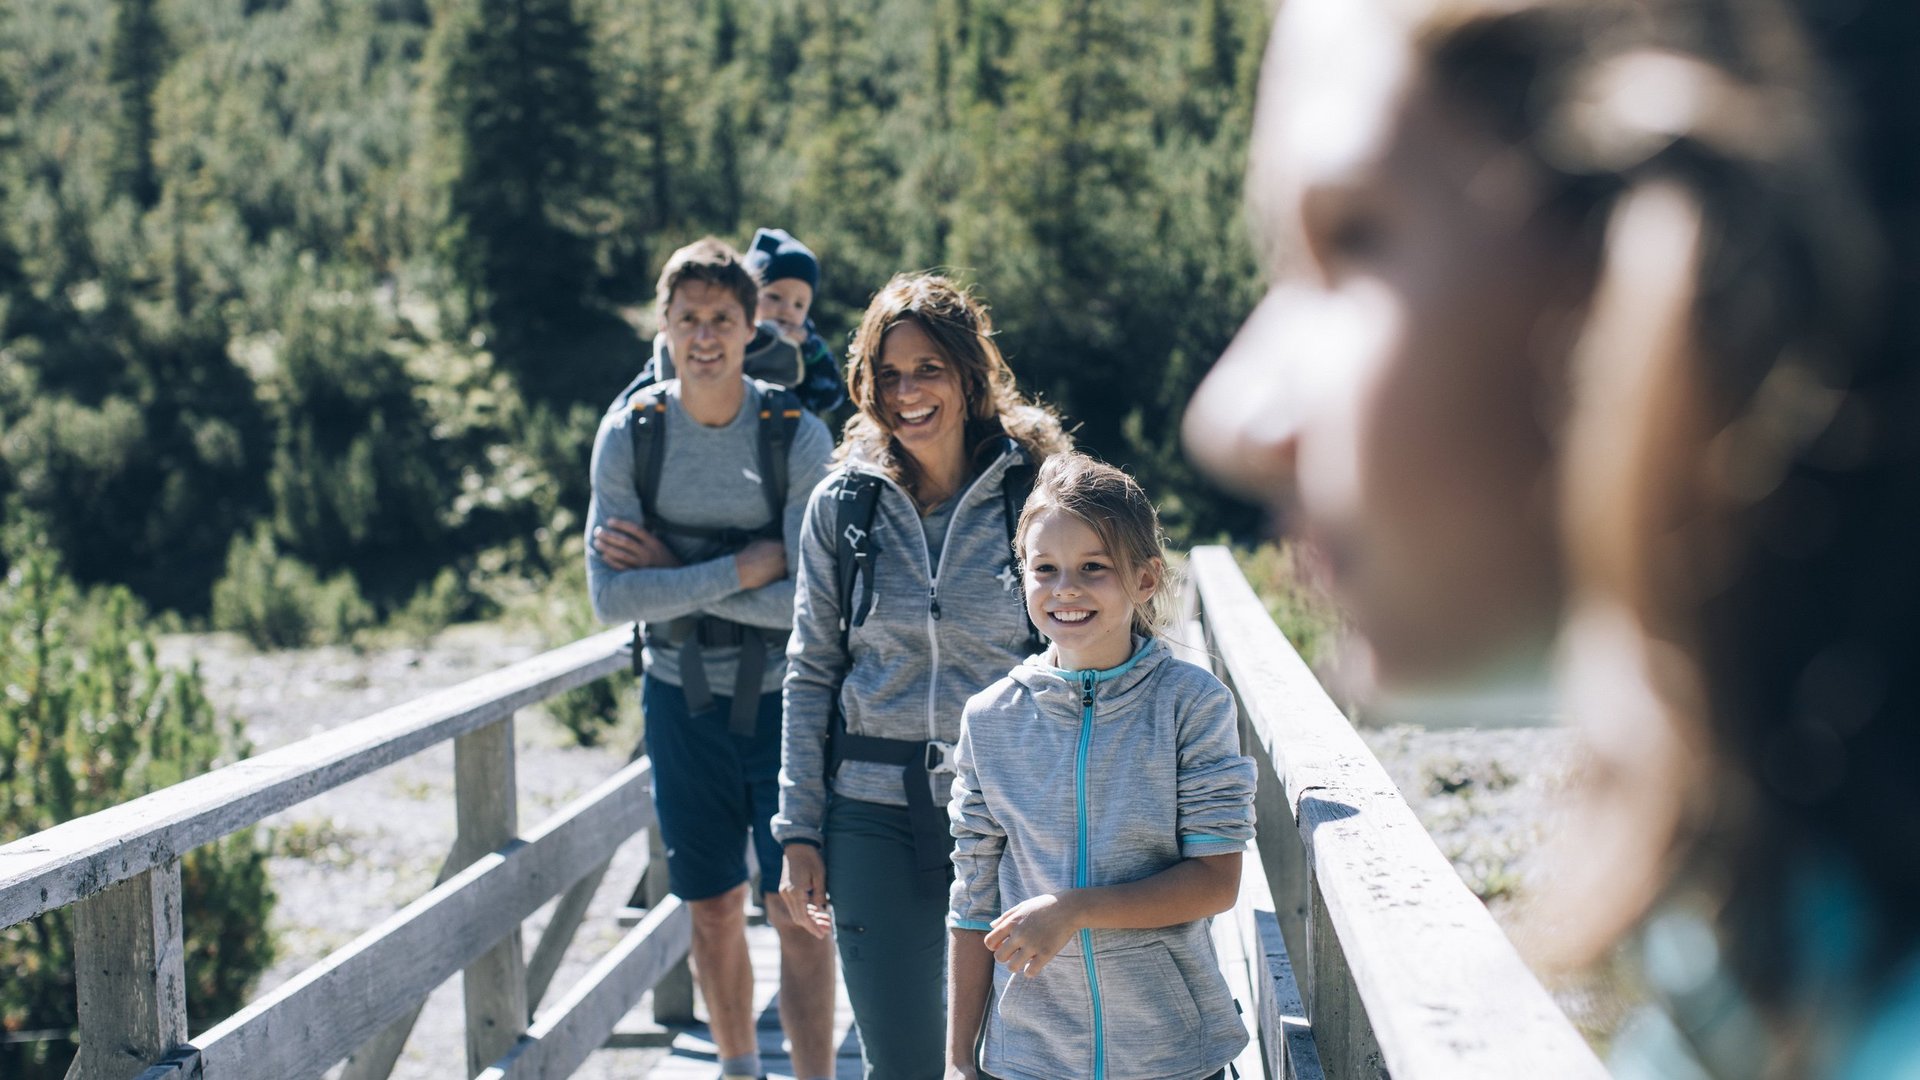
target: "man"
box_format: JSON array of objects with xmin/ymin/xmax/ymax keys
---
[{"xmin": 587, "ymin": 238, "xmax": 836, "ymax": 1080}]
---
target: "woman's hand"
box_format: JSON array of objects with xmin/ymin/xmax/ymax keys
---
[
  {"xmin": 985, "ymin": 892, "xmax": 1082, "ymax": 976},
  {"xmin": 593, "ymin": 518, "xmax": 681, "ymax": 570},
  {"xmin": 779, "ymin": 844, "xmax": 833, "ymax": 939},
  {"xmin": 944, "ymin": 1065, "xmax": 979, "ymax": 1080}
]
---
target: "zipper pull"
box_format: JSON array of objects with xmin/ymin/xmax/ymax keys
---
[
  {"xmin": 929, "ymin": 581, "xmax": 942, "ymax": 619},
  {"xmin": 1081, "ymin": 672, "xmax": 1095, "ymax": 708}
]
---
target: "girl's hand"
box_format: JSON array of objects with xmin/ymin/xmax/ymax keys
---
[
  {"xmin": 778, "ymin": 844, "xmax": 833, "ymax": 939},
  {"xmin": 985, "ymin": 893, "xmax": 1081, "ymax": 975},
  {"xmin": 944, "ymin": 1065, "xmax": 979, "ymax": 1080}
]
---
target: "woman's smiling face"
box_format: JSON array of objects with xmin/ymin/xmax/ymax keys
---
[
  {"xmin": 875, "ymin": 319, "xmax": 967, "ymax": 470},
  {"xmin": 1185, "ymin": 0, "xmax": 1596, "ymax": 686}
]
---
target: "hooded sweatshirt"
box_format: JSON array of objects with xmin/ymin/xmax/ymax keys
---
[
  {"xmin": 948, "ymin": 637, "xmax": 1256, "ymax": 1080},
  {"xmin": 773, "ymin": 443, "xmax": 1037, "ymax": 846}
]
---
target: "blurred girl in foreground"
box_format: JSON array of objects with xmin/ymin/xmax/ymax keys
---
[{"xmin": 1185, "ymin": 0, "xmax": 1920, "ymax": 1074}]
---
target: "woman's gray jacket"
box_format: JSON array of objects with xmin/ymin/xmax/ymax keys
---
[
  {"xmin": 948, "ymin": 637, "xmax": 1257, "ymax": 1080},
  {"xmin": 773, "ymin": 445, "xmax": 1037, "ymax": 846}
]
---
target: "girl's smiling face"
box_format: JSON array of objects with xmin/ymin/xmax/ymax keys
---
[
  {"xmin": 1184, "ymin": 0, "xmax": 1596, "ymax": 687},
  {"xmin": 1023, "ymin": 509, "xmax": 1159, "ymax": 671}
]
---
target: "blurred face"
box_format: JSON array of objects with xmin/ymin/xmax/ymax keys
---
[
  {"xmin": 758, "ymin": 278, "xmax": 814, "ymax": 340},
  {"xmin": 1184, "ymin": 0, "xmax": 1593, "ymax": 685},
  {"xmin": 664, "ymin": 279, "xmax": 753, "ymax": 388},
  {"xmin": 1023, "ymin": 509, "xmax": 1158, "ymax": 671},
  {"xmin": 875, "ymin": 319, "xmax": 967, "ymax": 473}
]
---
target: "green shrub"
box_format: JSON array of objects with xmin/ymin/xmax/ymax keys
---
[
  {"xmin": 0, "ymin": 531, "xmax": 275, "ymax": 1079},
  {"xmin": 1236, "ymin": 541, "xmax": 1345, "ymax": 672},
  {"xmin": 528, "ymin": 543, "xmax": 632, "ymax": 748},
  {"xmin": 387, "ymin": 565, "xmax": 474, "ymax": 646},
  {"xmin": 210, "ymin": 523, "xmax": 372, "ymax": 649}
]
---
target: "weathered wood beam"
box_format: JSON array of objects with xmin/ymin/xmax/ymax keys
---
[
  {"xmin": 339, "ymin": 839, "xmax": 485, "ymax": 1080},
  {"xmin": 1235, "ymin": 841, "xmax": 1323, "ymax": 1080},
  {"xmin": 1189, "ymin": 546, "xmax": 1605, "ymax": 1079},
  {"xmin": 642, "ymin": 826, "xmax": 695, "ymax": 1025},
  {"xmin": 525, "ymin": 860, "xmax": 612, "ymax": 1011},
  {"xmin": 477, "ymin": 898, "xmax": 691, "ymax": 1080},
  {"xmin": 0, "ymin": 629, "xmax": 633, "ymax": 930},
  {"xmin": 65, "ymin": 864, "xmax": 188, "ymax": 1080},
  {"xmin": 458, "ymin": 717, "xmax": 529, "ymax": 1075},
  {"xmin": 179, "ymin": 756, "xmax": 653, "ymax": 1080}
]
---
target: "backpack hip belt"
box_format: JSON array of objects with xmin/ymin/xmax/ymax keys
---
[
  {"xmin": 649, "ymin": 617, "xmax": 787, "ymax": 737},
  {"xmin": 829, "ymin": 715, "xmax": 958, "ymax": 900}
]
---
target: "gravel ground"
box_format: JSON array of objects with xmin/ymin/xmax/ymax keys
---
[
  {"xmin": 158, "ymin": 623, "xmax": 1633, "ymax": 1074},
  {"xmin": 1359, "ymin": 722, "xmax": 1642, "ymax": 1050}
]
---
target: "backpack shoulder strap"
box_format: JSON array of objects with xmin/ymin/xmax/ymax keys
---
[
  {"xmin": 754, "ymin": 382, "xmax": 806, "ymax": 531},
  {"xmin": 650, "ymin": 331, "xmax": 676, "ymax": 383},
  {"xmin": 997, "ymin": 442, "xmax": 1043, "ymax": 654},
  {"xmin": 628, "ymin": 383, "xmax": 671, "ymax": 529},
  {"xmin": 829, "ymin": 470, "xmax": 885, "ymax": 648}
]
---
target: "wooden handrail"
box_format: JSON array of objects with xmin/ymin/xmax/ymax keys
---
[
  {"xmin": 157, "ymin": 759, "xmax": 657, "ymax": 1080},
  {"xmin": 0, "ymin": 627, "xmax": 632, "ymax": 929},
  {"xmin": 1187, "ymin": 546, "xmax": 1605, "ymax": 1079},
  {"xmin": 2, "ymin": 624, "xmax": 697, "ymax": 1080}
]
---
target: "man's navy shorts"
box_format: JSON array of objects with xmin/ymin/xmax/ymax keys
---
[{"xmin": 641, "ymin": 675, "xmax": 785, "ymax": 902}]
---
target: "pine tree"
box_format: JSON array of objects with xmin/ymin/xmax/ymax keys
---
[
  {"xmin": 432, "ymin": 0, "xmax": 610, "ymax": 400},
  {"xmin": 106, "ymin": 0, "xmax": 167, "ymax": 209}
]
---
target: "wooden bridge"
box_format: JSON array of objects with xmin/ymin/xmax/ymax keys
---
[{"xmin": 0, "ymin": 549, "xmax": 1607, "ymax": 1080}]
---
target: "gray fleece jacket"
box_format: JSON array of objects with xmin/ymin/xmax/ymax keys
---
[
  {"xmin": 948, "ymin": 637, "xmax": 1256, "ymax": 1080},
  {"xmin": 586, "ymin": 378, "xmax": 833, "ymax": 693},
  {"xmin": 773, "ymin": 444, "xmax": 1038, "ymax": 845}
]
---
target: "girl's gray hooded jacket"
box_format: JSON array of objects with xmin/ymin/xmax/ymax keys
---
[
  {"xmin": 773, "ymin": 444, "xmax": 1037, "ymax": 845},
  {"xmin": 948, "ymin": 638, "xmax": 1256, "ymax": 1080}
]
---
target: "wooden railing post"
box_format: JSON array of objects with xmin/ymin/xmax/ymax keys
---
[
  {"xmin": 644, "ymin": 825, "xmax": 696, "ymax": 1025},
  {"xmin": 1303, "ymin": 867, "xmax": 1384, "ymax": 1079},
  {"xmin": 66, "ymin": 863, "xmax": 188, "ymax": 1080},
  {"xmin": 456, "ymin": 715, "xmax": 528, "ymax": 1076}
]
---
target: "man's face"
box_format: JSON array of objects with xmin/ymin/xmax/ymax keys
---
[{"xmin": 664, "ymin": 279, "xmax": 754, "ymax": 387}]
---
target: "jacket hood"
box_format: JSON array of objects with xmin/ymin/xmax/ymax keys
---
[{"xmin": 1010, "ymin": 636, "xmax": 1168, "ymax": 717}]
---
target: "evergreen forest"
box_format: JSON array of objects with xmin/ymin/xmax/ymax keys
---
[{"xmin": 0, "ymin": 0, "xmax": 1275, "ymax": 630}]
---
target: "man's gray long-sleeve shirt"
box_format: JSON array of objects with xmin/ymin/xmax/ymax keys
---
[{"xmin": 586, "ymin": 378, "xmax": 833, "ymax": 693}]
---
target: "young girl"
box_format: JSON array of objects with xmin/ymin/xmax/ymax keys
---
[{"xmin": 945, "ymin": 452, "xmax": 1255, "ymax": 1080}]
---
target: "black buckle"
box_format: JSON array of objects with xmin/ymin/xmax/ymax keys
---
[{"xmin": 924, "ymin": 740, "xmax": 957, "ymax": 773}]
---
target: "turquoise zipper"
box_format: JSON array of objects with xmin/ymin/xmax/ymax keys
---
[{"xmin": 1076, "ymin": 670, "xmax": 1105, "ymax": 1080}]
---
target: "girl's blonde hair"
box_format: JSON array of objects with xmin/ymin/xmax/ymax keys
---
[
  {"xmin": 838, "ymin": 273, "xmax": 1070, "ymax": 506},
  {"xmin": 1015, "ymin": 452, "xmax": 1171, "ymax": 639}
]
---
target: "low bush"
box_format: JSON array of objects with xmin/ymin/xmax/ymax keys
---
[
  {"xmin": 210, "ymin": 523, "xmax": 373, "ymax": 648},
  {"xmin": 0, "ymin": 529, "xmax": 275, "ymax": 1079}
]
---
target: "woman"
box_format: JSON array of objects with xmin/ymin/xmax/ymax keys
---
[
  {"xmin": 773, "ymin": 273, "xmax": 1070, "ymax": 1079},
  {"xmin": 1185, "ymin": 0, "xmax": 1920, "ymax": 1075}
]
